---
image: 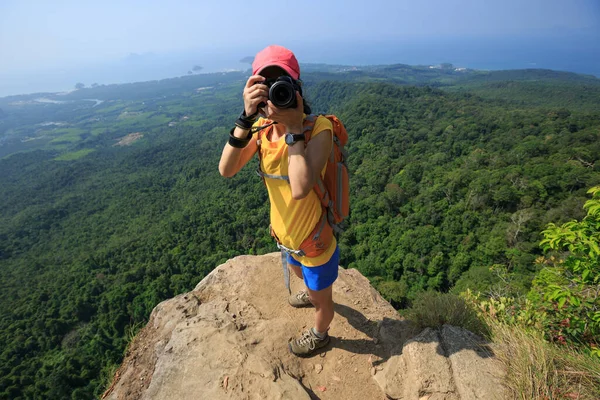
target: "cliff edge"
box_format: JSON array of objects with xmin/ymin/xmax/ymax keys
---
[{"xmin": 103, "ymin": 253, "xmax": 507, "ymax": 399}]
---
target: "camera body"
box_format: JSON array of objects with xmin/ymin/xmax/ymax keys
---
[{"xmin": 260, "ymin": 76, "xmax": 302, "ymax": 109}]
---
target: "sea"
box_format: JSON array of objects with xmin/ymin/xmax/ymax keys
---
[{"xmin": 1, "ymin": 35, "xmax": 598, "ymax": 98}]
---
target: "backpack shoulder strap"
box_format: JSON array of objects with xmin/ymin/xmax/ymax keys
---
[{"xmin": 302, "ymin": 114, "xmax": 318, "ymax": 142}]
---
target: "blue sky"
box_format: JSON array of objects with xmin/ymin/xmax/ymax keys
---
[{"xmin": 0, "ymin": 0, "xmax": 598, "ymax": 96}]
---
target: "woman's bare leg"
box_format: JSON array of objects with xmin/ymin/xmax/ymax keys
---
[{"xmin": 307, "ymin": 285, "xmax": 334, "ymax": 333}]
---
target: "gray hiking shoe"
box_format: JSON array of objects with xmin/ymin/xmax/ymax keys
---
[
  {"xmin": 289, "ymin": 328, "xmax": 330, "ymax": 357},
  {"xmin": 288, "ymin": 290, "xmax": 313, "ymax": 308}
]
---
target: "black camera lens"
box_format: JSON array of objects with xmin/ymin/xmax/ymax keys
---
[{"xmin": 269, "ymin": 81, "xmax": 295, "ymax": 108}]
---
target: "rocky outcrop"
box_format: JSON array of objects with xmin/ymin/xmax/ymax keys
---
[
  {"xmin": 374, "ymin": 326, "xmax": 506, "ymax": 400},
  {"xmin": 103, "ymin": 253, "xmax": 507, "ymax": 400}
]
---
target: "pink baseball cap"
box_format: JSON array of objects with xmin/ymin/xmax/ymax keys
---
[{"xmin": 252, "ymin": 45, "xmax": 300, "ymax": 80}]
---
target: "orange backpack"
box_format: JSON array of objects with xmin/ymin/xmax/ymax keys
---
[
  {"xmin": 256, "ymin": 114, "xmax": 350, "ymax": 247},
  {"xmin": 303, "ymin": 114, "xmax": 349, "ymax": 233}
]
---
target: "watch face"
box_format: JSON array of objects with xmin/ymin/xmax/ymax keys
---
[
  {"xmin": 285, "ymin": 133, "xmax": 305, "ymax": 146},
  {"xmin": 285, "ymin": 133, "xmax": 295, "ymax": 145}
]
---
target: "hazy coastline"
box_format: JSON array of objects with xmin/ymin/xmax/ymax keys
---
[{"xmin": 1, "ymin": 35, "xmax": 599, "ymax": 98}]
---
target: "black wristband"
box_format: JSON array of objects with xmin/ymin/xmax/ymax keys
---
[
  {"xmin": 228, "ymin": 127, "xmax": 252, "ymax": 148},
  {"xmin": 235, "ymin": 110, "xmax": 258, "ymax": 130}
]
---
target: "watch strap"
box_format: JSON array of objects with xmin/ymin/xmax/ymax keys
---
[{"xmin": 228, "ymin": 127, "xmax": 252, "ymax": 148}]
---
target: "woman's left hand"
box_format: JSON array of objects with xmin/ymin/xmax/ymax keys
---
[{"xmin": 263, "ymin": 91, "xmax": 304, "ymax": 133}]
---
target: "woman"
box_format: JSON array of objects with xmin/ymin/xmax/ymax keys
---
[{"xmin": 218, "ymin": 44, "xmax": 339, "ymax": 357}]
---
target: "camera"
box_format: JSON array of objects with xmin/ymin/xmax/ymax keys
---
[{"xmin": 260, "ymin": 76, "xmax": 302, "ymax": 109}]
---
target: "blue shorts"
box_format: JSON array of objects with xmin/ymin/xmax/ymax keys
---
[{"xmin": 287, "ymin": 246, "xmax": 340, "ymax": 291}]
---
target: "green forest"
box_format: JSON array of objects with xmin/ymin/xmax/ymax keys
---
[{"xmin": 0, "ymin": 65, "xmax": 599, "ymax": 398}]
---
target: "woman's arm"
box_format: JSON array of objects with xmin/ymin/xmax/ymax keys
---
[
  {"xmin": 218, "ymin": 75, "xmax": 268, "ymax": 177},
  {"xmin": 218, "ymin": 129, "xmax": 259, "ymax": 177},
  {"xmin": 287, "ymin": 128, "xmax": 332, "ymax": 200}
]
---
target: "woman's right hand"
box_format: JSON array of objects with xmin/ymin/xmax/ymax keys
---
[{"xmin": 243, "ymin": 75, "xmax": 268, "ymax": 116}]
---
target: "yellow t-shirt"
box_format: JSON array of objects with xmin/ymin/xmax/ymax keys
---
[{"xmin": 255, "ymin": 115, "xmax": 337, "ymax": 267}]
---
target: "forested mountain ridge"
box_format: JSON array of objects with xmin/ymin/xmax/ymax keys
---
[
  {"xmin": 0, "ymin": 67, "xmax": 599, "ymax": 398},
  {"xmin": 322, "ymin": 82, "xmax": 598, "ymax": 300}
]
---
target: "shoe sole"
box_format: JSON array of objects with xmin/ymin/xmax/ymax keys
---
[
  {"xmin": 288, "ymin": 301, "xmax": 314, "ymax": 308},
  {"xmin": 288, "ymin": 336, "xmax": 331, "ymax": 357}
]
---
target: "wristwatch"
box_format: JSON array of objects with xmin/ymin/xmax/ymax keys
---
[{"xmin": 285, "ymin": 132, "xmax": 305, "ymax": 146}]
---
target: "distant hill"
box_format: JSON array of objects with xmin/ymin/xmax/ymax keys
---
[
  {"xmin": 445, "ymin": 79, "xmax": 600, "ymax": 111},
  {"xmin": 451, "ymin": 68, "xmax": 599, "ymax": 84}
]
